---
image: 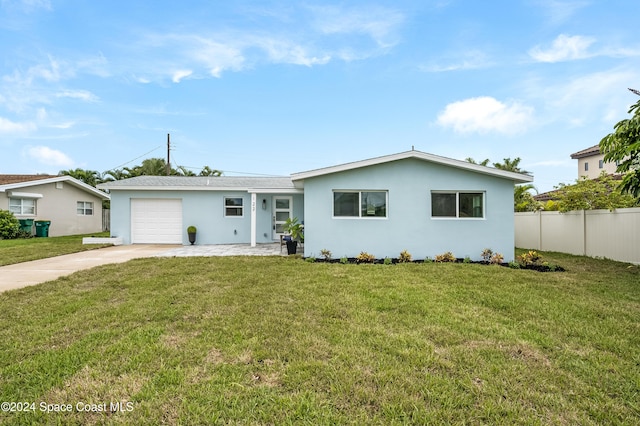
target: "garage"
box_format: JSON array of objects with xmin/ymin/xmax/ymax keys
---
[{"xmin": 131, "ymin": 198, "xmax": 183, "ymax": 244}]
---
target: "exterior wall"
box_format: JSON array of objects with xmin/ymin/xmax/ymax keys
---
[
  {"xmin": 110, "ymin": 190, "xmax": 303, "ymax": 245},
  {"xmin": 515, "ymin": 208, "xmax": 640, "ymax": 264},
  {"xmin": 577, "ymin": 154, "xmax": 617, "ymax": 179},
  {"xmin": 1, "ymin": 182, "xmax": 104, "ymax": 236},
  {"xmin": 302, "ymin": 158, "xmax": 517, "ymax": 261}
]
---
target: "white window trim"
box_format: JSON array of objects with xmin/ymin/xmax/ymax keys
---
[
  {"xmin": 224, "ymin": 196, "xmax": 244, "ymax": 218},
  {"xmin": 9, "ymin": 198, "xmax": 37, "ymax": 216},
  {"xmin": 77, "ymin": 201, "xmax": 94, "ymax": 216},
  {"xmin": 332, "ymin": 190, "xmax": 388, "ymax": 219},
  {"xmin": 431, "ymin": 191, "xmax": 485, "ymax": 220}
]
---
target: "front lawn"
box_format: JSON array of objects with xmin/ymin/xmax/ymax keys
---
[
  {"xmin": 0, "ymin": 252, "xmax": 638, "ymax": 424},
  {"xmin": 0, "ymin": 232, "xmax": 111, "ymax": 266}
]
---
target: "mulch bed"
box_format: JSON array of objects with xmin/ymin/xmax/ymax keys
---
[{"xmin": 304, "ymin": 258, "xmax": 565, "ymax": 272}]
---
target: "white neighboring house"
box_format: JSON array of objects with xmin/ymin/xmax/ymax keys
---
[
  {"xmin": 570, "ymin": 145, "xmax": 619, "ymax": 179},
  {"xmin": 0, "ymin": 175, "xmax": 110, "ymax": 236}
]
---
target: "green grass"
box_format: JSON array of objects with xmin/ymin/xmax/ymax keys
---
[
  {"xmin": 0, "ymin": 232, "xmax": 111, "ymax": 266},
  {"xmin": 0, "ymin": 252, "xmax": 638, "ymax": 424}
]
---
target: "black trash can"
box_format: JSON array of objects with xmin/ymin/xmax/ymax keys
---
[{"xmin": 35, "ymin": 220, "xmax": 51, "ymax": 237}]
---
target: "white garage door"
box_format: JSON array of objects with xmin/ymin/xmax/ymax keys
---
[{"xmin": 131, "ymin": 199, "xmax": 183, "ymax": 244}]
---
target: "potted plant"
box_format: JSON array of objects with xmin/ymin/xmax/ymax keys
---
[
  {"xmin": 282, "ymin": 217, "xmax": 303, "ymax": 255},
  {"xmin": 187, "ymin": 226, "xmax": 197, "ymax": 245}
]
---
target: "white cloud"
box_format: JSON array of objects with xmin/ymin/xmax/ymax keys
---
[
  {"xmin": 172, "ymin": 70, "xmax": 192, "ymax": 83},
  {"xmin": 310, "ymin": 5, "xmax": 404, "ymax": 48},
  {"xmin": 421, "ymin": 50, "xmax": 493, "ymax": 72},
  {"xmin": 26, "ymin": 145, "xmax": 74, "ymax": 167},
  {"xmin": 0, "ymin": 116, "xmax": 36, "ymax": 133},
  {"xmin": 437, "ymin": 96, "xmax": 535, "ymax": 134},
  {"xmin": 55, "ymin": 89, "xmax": 99, "ymax": 102},
  {"xmin": 255, "ymin": 38, "xmax": 331, "ymax": 67},
  {"xmin": 535, "ymin": 0, "xmax": 589, "ymax": 25},
  {"xmin": 529, "ymin": 34, "xmax": 595, "ymax": 62}
]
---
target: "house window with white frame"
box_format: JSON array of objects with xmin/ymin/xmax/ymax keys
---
[
  {"xmin": 431, "ymin": 192, "xmax": 484, "ymax": 218},
  {"xmin": 77, "ymin": 201, "xmax": 94, "ymax": 215},
  {"xmin": 333, "ymin": 191, "xmax": 387, "ymax": 218},
  {"xmin": 224, "ymin": 197, "xmax": 244, "ymax": 217},
  {"xmin": 9, "ymin": 198, "xmax": 36, "ymax": 215},
  {"xmin": 598, "ymin": 159, "xmax": 604, "ymax": 169}
]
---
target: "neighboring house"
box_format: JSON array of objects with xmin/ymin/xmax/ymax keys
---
[
  {"xmin": 570, "ymin": 145, "xmax": 618, "ymax": 179},
  {"xmin": 100, "ymin": 150, "xmax": 532, "ymax": 261},
  {"xmin": 534, "ymin": 145, "xmax": 621, "ymax": 202},
  {"xmin": 0, "ymin": 175, "xmax": 110, "ymax": 237}
]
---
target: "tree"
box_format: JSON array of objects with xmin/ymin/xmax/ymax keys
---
[
  {"xmin": 514, "ymin": 184, "xmax": 541, "ymax": 212},
  {"xmin": 492, "ymin": 157, "xmax": 530, "ymax": 174},
  {"xmin": 554, "ymin": 173, "xmax": 639, "ymax": 212},
  {"xmin": 199, "ymin": 166, "xmax": 222, "ymax": 176},
  {"xmin": 465, "ymin": 157, "xmax": 490, "ymax": 166},
  {"xmin": 599, "ymin": 99, "xmax": 640, "ymax": 197},
  {"xmin": 59, "ymin": 168, "xmax": 104, "ymax": 187}
]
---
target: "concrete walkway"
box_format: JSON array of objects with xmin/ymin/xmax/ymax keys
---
[{"xmin": 0, "ymin": 243, "xmax": 286, "ymax": 293}]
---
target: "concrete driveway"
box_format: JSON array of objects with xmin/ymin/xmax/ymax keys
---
[{"xmin": 0, "ymin": 245, "xmax": 177, "ymax": 293}]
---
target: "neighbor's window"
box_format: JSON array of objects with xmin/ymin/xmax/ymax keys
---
[
  {"xmin": 598, "ymin": 159, "xmax": 604, "ymax": 169},
  {"xmin": 77, "ymin": 201, "xmax": 94, "ymax": 216},
  {"xmin": 431, "ymin": 192, "xmax": 484, "ymax": 218},
  {"xmin": 224, "ymin": 197, "xmax": 244, "ymax": 217},
  {"xmin": 9, "ymin": 198, "xmax": 36, "ymax": 215},
  {"xmin": 333, "ymin": 191, "xmax": 387, "ymax": 218},
  {"xmin": 584, "ymin": 162, "xmax": 589, "ymax": 171}
]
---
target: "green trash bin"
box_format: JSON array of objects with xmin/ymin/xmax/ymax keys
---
[
  {"xmin": 18, "ymin": 219, "xmax": 34, "ymax": 234},
  {"xmin": 35, "ymin": 220, "xmax": 51, "ymax": 237}
]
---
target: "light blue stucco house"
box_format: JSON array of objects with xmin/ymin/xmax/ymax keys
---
[{"xmin": 99, "ymin": 150, "xmax": 533, "ymax": 261}]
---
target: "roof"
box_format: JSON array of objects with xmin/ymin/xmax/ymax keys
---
[
  {"xmin": 0, "ymin": 174, "xmax": 56, "ymax": 185},
  {"xmin": 98, "ymin": 176, "xmax": 300, "ymax": 193},
  {"xmin": 570, "ymin": 145, "xmax": 601, "ymax": 159},
  {"xmin": 291, "ymin": 150, "xmax": 534, "ymax": 184},
  {"xmin": 0, "ymin": 175, "xmax": 110, "ymax": 200}
]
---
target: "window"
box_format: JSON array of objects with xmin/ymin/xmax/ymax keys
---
[
  {"xmin": 584, "ymin": 162, "xmax": 589, "ymax": 171},
  {"xmin": 431, "ymin": 192, "xmax": 484, "ymax": 218},
  {"xmin": 333, "ymin": 191, "xmax": 387, "ymax": 218},
  {"xmin": 599, "ymin": 159, "xmax": 604, "ymax": 169},
  {"xmin": 224, "ymin": 197, "xmax": 243, "ymax": 217},
  {"xmin": 77, "ymin": 201, "xmax": 94, "ymax": 215},
  {"xmin": 9, "ymin": 198, "xmax": 36, "ymax": 215}
]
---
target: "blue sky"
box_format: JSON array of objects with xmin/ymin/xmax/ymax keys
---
[{"xmin": 1, "ymin": 0, "xmax": 639, "ymax": 192}]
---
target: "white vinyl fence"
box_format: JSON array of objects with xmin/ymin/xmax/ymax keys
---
[{"xmin": 515, "ymin": 207, "xmax": 640, "ymax": 264}]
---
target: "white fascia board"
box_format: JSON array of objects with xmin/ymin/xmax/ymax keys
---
[{"xmin": 247, "ymin": 188, "xmax": 304, "ymax": 194}]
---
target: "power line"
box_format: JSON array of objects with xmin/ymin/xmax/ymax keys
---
[{"xmin": 108, "ymin": 145, "xmax": 163, "ymax": 170}]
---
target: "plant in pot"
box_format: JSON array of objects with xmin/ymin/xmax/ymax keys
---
[
  {"xmin": 187, "ymin": 226, "xmax": 197, "ymax": 245},
  {"xmin": 282, "ymin": 217, "xmax": 303, "ymax": 255}
]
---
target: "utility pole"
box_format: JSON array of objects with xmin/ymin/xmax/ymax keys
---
[
  {"xmin": 166, "ymin": 133, "xmax": 171, "ymax": 176},
  {"xmin": 629, "ymin": 88, "xmax": 640, "ymax": 97}
]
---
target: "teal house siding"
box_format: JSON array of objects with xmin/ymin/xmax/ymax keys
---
[{"xmin": 298, "ymin": 156, "xmax": 521, "ymax": 262}]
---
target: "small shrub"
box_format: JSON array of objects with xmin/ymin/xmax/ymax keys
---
[
  {"xmin": 0, "ymin": 210, "xmax": 20, "ymax": 240},
  {"xmin": 424, "ymin": 257, "xmax": 433, "ymax": 263},
  {"xmin": 383, "ymin": 257, "xmax": 392, "ymax": 265},
  {"xmin": 463, "ymin": 256, "xmax": 472, "ymax": 264},
  {"xmin": 508, "ymin": 261, "xmax": 521, "ymax": 269},
  {"xmin": 305, "ymin": 257, "xmax": 316, "ymax": 263},
  {"xmin": 339, "ymin": 256, "xmax": 349, "ymax": 264},
  {"xmin": 434, "ymin": 251, "xmax": 455, "ymax": 263},
  {"xmin": 490, "ymin": 253, "xmax": 504, "ymax": 265},
  {"xmin": 481, "ymin": 248, "xmax": 493, "ymax": 262},
  {"xmin": 518, "ymin": 250, "xmax": 542, "ymax": 267},
  {"xmin": 398, "ymin": 250, "xmax": 412, "ymax": 263},
  {"xmin": 356, "ymin": 251, "xmax": 375, "ymax": 263},
  {"xmin": 319, "ymin": 249, "xmax": 332, "ymax": 261}
]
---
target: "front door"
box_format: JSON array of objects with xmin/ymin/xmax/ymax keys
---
[{"xmin": 273, "ymin": 196, "xmax": 292, "ymax": 240}]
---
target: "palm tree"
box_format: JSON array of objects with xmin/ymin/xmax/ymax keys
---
[
  {"xmin": 493, "ymin": 157, "xmax": 531, "ymax": 175},
  {"xmin": 59, "ymin": 168, "xmax": 103, "ymax": 187}
]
